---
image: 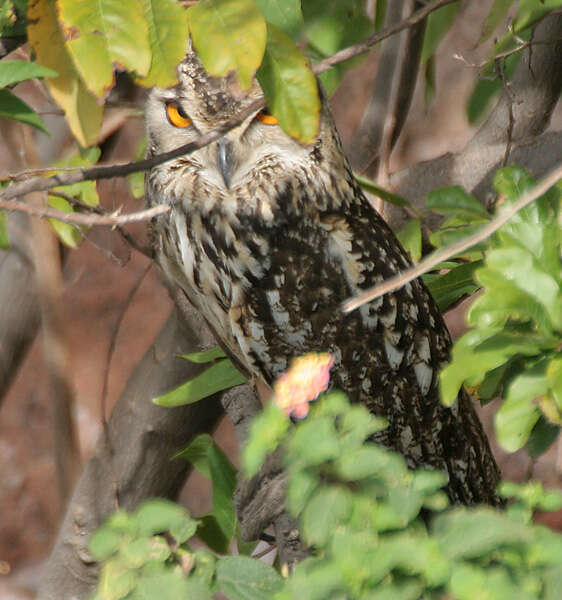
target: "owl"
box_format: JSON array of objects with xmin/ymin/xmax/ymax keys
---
[{"xmin": 145, "ymin": 51, "xmax": 501, "ymax": 506}]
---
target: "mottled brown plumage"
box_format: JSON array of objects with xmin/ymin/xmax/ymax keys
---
[{"xmin": 146, "ymin": 52, "xmax": 501, "ymax": 505}]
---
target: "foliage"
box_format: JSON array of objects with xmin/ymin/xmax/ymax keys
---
[
  {"xmin": 47, "ymin": 146, "xmax": 101, "ymax": 247},
  {"xmin": 91, "ymin": 391, "xmax": 562, "ymax": 600},
  {"xmin": 0, "ymin": 58, "xmax": 55, "ymax": 132},
  {"xmin": 2, "ymin": 3, "xmax": 562, "ymax": 596},
  {"xmin": 468, "ymin": 0, "xmax": 562, "ymax": 123},
  {"xmin": 152, "ymin": 346, "xmax": 246, "ymax": 407},
  {"xmin": 434, "ymin": 167, "xmax": 561, "ymax": 454},
  {"xmin": 89, "ymin": 497, "xmax": 282, "ymax": 600}
]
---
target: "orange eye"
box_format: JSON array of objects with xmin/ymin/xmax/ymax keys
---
[
  {"xmin": 256, "ymin": 109, "xmax": 278, "ymax": 125},
  {"xmin": 166, "ymin": 103, "xmax": 192, "ymax": 128}
]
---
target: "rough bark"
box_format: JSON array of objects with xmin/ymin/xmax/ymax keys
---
[
  {"xmin": 0, "ymin": 212, "xmax": 40, "ymax": 403},
  {"xmin": 37, "ymin": 308, "xmax": 226, "ymax": 600},
  {"xmin": 349, "ymin": 0, "xmax": 426, "ymax": 176},
  {"xmin": 387, "ymin": 13, "xmax": 562, "ymax": 230}
]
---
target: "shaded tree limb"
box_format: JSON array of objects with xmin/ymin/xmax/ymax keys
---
[
  {"xmin": 314, "ymin": 0, "xmax": 456, "ymax": 74},
  {"xmin": 0, "ymin": 212, "xmax": 40, "ymax": 403},
  {"xmin": 37, "ymin": 308, "xmax": 228, "ymax": 600},
  {"xmin": 30, "ymin": 193, "xmax": 81, "ymax": 508},
  {"xmin": 349, "ymin": 0, "xmax": 426, "ymax": 179},
  {"xmin": 387, "ymin": 12, "xmax": 562, "ymax": 231}
]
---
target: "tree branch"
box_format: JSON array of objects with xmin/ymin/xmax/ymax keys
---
[
  {"xmin": 0, "ymin": 212, "xmax": 40, "ymax": 403},
  {"xmin": 314, "ymin": 0, "xmax": 456, "ymax": 74},
  {"xmin": 0, "ymin": 197, "xmax": 170, "ymax": 225},
  {"xmin": 386, "ymin": 12, "xmax": 562, "ymax": 232},
  {"xmin": 349, "ymin": 0, "xmax": 427, "ymax": 179},
  {"xmin": 37, "ymin": 308, "xmax": 228, "ymax": 600}
]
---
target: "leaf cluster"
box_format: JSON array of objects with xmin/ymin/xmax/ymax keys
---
[
  {"xmin": 89, "ymin": 497, "xmax": 282, "ymax": 600},
  {"xmin": 92, "ymin": 392, "xmax": 562, "ymax": 600},
  {"xmin": 436, "ymin": 167, "xmax": 561, "ymax": 454}
]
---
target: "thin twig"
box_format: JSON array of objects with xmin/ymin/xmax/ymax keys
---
[
  {"xmin": 0, "ymin": 98, "xmax": 264, "ymax": 203},
  {"xmin": 0, "ymin": 198, "xmax": 170, "ymax": 225},
  {"xmin": 47, "ymin": 191, "xmax": 153, "ymax": 257},
  {"xmin": 495, "ymin": 58, "xmax": 514, "ymax": 166},
  {"xmin": 342, "ymin": 163, "xmax": 562, "ymax": 313},
  {"xmin": 313, "ymin": 0, "xmax": 456, "ymax": 74}
]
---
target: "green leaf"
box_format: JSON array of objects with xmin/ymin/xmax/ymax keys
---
[
  {"xmin": 0, "ymin": 0, "xmax": 27, "ymax": 37},
  {"xmin": 176, "ymin": 434, "xmax": 237, "ymax": 545},
  {"xmin": 544, "ymin": 565, "xmax": 562, "ymax": 600},
  {"xmin": 138, "ymin": 0, "xmax": 189, "ymax": 88},
  {"xmin": 448, "ymin": 564, "xmax": 522, "ymax": 600},
  {"xmin": 128, "ymin": 136, "xmax": 147, "ymax": 199},
  {"xmin": 196, "ymin": 514, "xmax": 230, "ymax": 554},
  {"xmin": 303, "ymin": 0, "xmax": 372, "ymax": 58},
  {"xmin": 57, "ymin": 0, "xmax": 151, "ymax": 97},
  {"xmin": 47, "ymin": 195, "xmax": 83, "ymax": 248},
  {"xmin": 480, "ymin": 0, "xmax": 515, "ymax": 42},
  {"xmin": 546, "ymin": 356, "xmax": 562, "ymax": 412},
  {"xmin": 354, "ymin": 173, "xmax": 414, "ymax": 209},
  {"xmin": 153, "ymin": 359, "xmax": 246, "ymax": 407},
  {"xmin": 216, "ymin": 556, "xmax": 283, "ymax": 600},
  {"xmin": 179, "ymin": 346, "xmax": 227, "ymax": 364},
  {"xmin": 120, "ymin": 536, "xmax": 170, "ymax": 568},
  {"xmin": 286, "ymin": 414, "xmax": 340, "ymax": 468},
  {"xmin": 52, "ymin": 146, "xmax": 101, "ymax": 206},
  {"xmin": 98, "ymin": 560, "xmax": 137, "ymax": 600},
  {"xmin": 440, "ymin": 329, "xmax": 542, "ymax": 406},
  {"xmin": 374, "ymin": 0, "xmax": 387, "ymax": 31},
  {"xmin": 89, "ymin": 527, "xmax": 123, "ymax": 561},
  {"xmin": 396, "ymin": 219, "xmax": 421, "ymax": 262},
  {"xmin": 525, "ymin": 416, "xmax": 560, "ymax": 458},
  {"xmin": 424, "ymin": 261, "xmax": 481, "ymax": 312},
  {"xmin": 0, "ymin": 88, "xmax": 49, "ymax": 133},
  {"xmin": 257, "ymin": 24, "xmax": 320, "ymax": 143},
  {"xmin": 483, "ymin": 250, "xmax": 560, "ymax": 332},
  {"xmin": 286, "ymin": 469, "xmax": 319, "ymax": 516},
  {"xmin": 242, "ymin": 403, "xmax": 288, "ymax": 477},
  {"xmin": 135, "ymin": 499, "xmax": 195, "ymax": 539},
  {"xmin": 135, "ymin": 572, "xmax": 193, "ymax": 600},
  {"xmin": 0, "ymin": 60, "xmax": 57, "ymax": 88},
  {"xmin": 188, "ymin": 0, "xmax": 267, "ymax": 90},
  {"xmin": 512, "ymin": 0, "xmax": 562, "ymax": 34},
  {"xmin": 0, "ymin": 210, "xmax": 9, "ymax": 249},
  {"xmin": 426, "ymin": 186, "xmax": 490, "ymax": 220},
  {"xmin": 254, "ymin": 0, "xmax": 303, "ymax": 39},
  {"xmin": 434, "ymin": 507, "xmax": 530, "ymax": 560},
  {"xmin": 334, "ymin": 445, "xmax": 407, "ymax": 483},
  {"xmin": 420, "ymin": 1, "xmax": 460, "ymax": 64},
  {"xmin": 469, "ymin": 269, "xmax": 557, "ymax": 335},
  {"xmin": 303, "ymin": 0, "xmax": 372, "ymax": 94},
  {"xmin": 301, "ymin": 486, "xmax": 352, "ymax": 546},
  {"xmin": 365, "ymin": 580, "xmax": 425, "ymax": 600},
  {"xmin": 175, "ymin": 433, "xmax": 214, "ymax": 478},
  {"xmin": 495, "ymin": 361, "xmax": 550, "ymax": 451},
  {"xmin": 467, "ymin": 51, "xmax": 519, "ymax": 124}
]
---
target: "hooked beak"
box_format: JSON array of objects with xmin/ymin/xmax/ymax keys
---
[{"xmin": 218, "ymin": 138, "xmax": 234, "ymax": 189}]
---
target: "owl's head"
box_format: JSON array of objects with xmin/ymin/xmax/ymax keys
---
[{"xmin": 145, "ymin": 50, "xmax": 345, "ymax": 194}]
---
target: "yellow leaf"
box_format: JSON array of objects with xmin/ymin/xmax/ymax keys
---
[
  {"xmin": 57, "ymin": 0, "xmax": 151, "ymax": 97},
  {"xmin": 27, "ymin": 0, "xmax": 102, "ymax": 147}
]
